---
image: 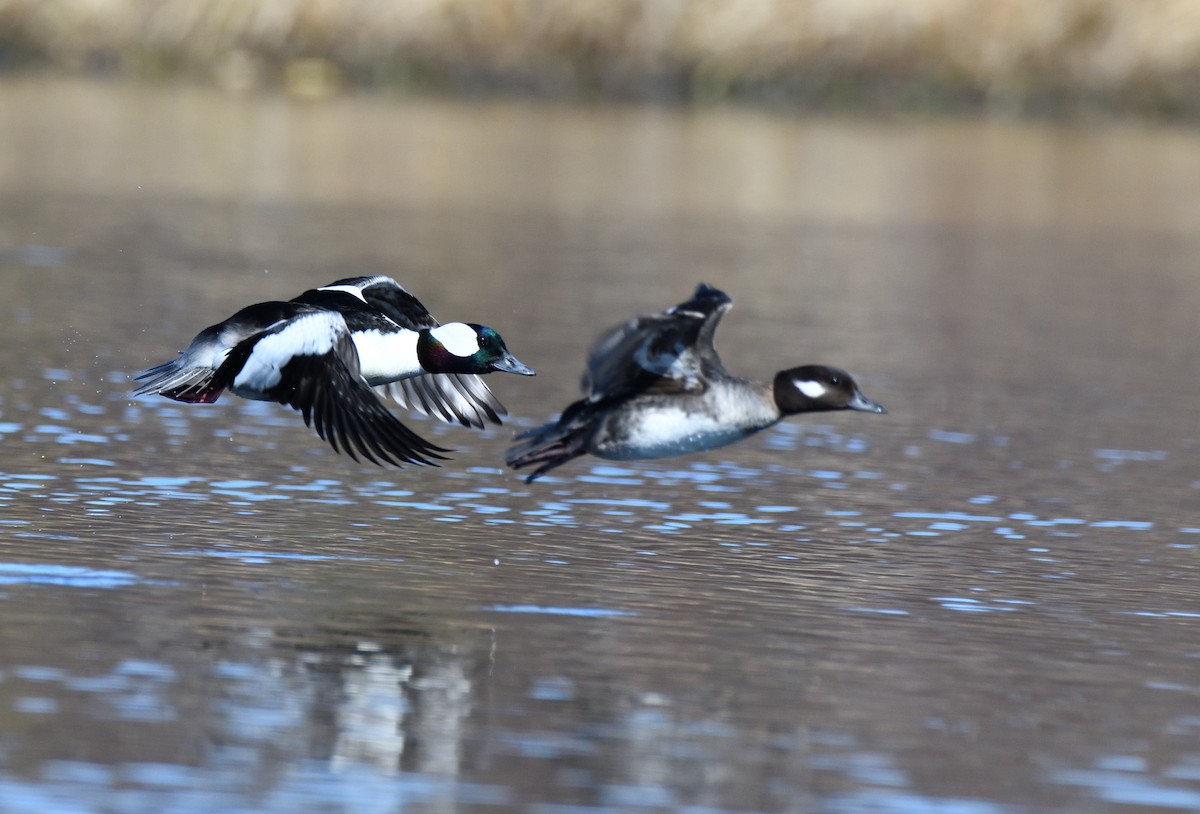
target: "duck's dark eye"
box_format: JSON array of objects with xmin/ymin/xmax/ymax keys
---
[{"xmin": 829, "ymin": 376, "xmax": 841, "ymax": 386}]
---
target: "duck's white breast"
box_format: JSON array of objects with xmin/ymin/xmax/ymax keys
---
[
  {"xmin": 352, "ymin": 329, "xmax": 421, "ymax": 384},
  {"xmin": 599, "ymin": 408, "xmax": 752, "ymax": 460},
  {"xmin": 595, "ymin": 382, "xmax": 780, "ymax": 461}
]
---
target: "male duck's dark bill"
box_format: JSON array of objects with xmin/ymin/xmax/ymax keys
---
[
  {"xmin": 849, "ymin": 391, "xmax": 887, "ymax": 414},
  {"xmin": 491, "ymin": 352, "xmax": 536, "ymax": 376}
]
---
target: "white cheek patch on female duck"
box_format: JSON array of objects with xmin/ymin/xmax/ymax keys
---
[
  {"xmin": 234, "ymin": 313, "xmax": 342, "ymax": 392},
  {"xmin": 795, "ymin": 379, "xmax": 828, "ymax": 400},
  {"xmin": 431, "ymin": 323, "xmax": 481, "ymax": 358}
]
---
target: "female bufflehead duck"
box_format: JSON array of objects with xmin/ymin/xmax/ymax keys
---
[
  {"xmin": 135, "ymin": 276, "xmax": 534, "ymax": 467},
  {"xmin": 506, "ymin": 283, "xmax": 885, "ymax": 482}
]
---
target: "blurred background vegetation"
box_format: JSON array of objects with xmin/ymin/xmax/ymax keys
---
[{"xmin": 2, "ymin": 0, "xmax": 1200, "ymax": 117}]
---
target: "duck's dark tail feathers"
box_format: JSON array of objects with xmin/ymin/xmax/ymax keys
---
[{"xmin": 506, "ymin": 400, "xmax": 595, "ymax": 483}]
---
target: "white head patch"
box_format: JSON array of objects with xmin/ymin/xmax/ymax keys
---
[
  {"xmin": 431, "ymin": 322, "xmax": 480, "ymax": 358},
  {"xmin": 795, "ymin": 379, "xmax": 827, "ymax": 400},
  {"xmin": 316, "ymin": 284, "xmax": 368, "ymax": 303}
]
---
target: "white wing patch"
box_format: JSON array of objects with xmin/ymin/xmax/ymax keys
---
[
  {"xmin": 233, "ymin": 312, "xmax": 343, "ymax": 393},
  {"xmin": 430, "ymin": 322, "xmax": 480, "ymax": 358},
  {"xmin": 795, "ymin": 379, "xmax": 827, "ymax": 400},
  {"xmin": 316, "ymin": 283, "xmax": 368, "ymax": 302}
]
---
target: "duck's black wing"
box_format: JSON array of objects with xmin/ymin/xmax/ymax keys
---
[
  {"xmin": 214, "ymin": 311, "xmax": 449, "ymax": 467},
  {"xmin": 348, "ymin": 276, "xmax": 441, "ymax": 330},
  {"xmin": 582, "ymin": 283, "xmax": 733, "ymax": 401},
  {"xmin": 314, "ymin": 275, "xmax": 509, "ymax": 428},
  {"xmin": 507, "ymin": 283, "xmax": 733, "ymax": 483}
]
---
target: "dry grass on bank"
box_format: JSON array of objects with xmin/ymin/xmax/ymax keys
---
[{"xmin": 2, "ymin": 0, "xmax": 1200, "ymax": 115}]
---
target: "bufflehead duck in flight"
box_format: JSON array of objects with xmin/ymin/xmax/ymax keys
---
[
  {"xmin": 135, "ymin": 276, "xmax": 534, "ymax": 467},
  {"xmin": 506, "ymin": 283, "xmax": 884, "ymax": 482}
]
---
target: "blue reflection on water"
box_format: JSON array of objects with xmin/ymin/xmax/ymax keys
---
[
  {"xmin": 1053, "ymin": 763, "xmax": 1200, "ymax": 810},
  {"xmin": 14, "ymin": 697, "xmax": 58, "ymax": 714},
  {"xmin": 932, "ymin": 596, "xmax": 1032, "ymax": 614},
  {"xmin": 168, "ymin": 549, "xmax": 380, "ymax": 564},
  {"xmin": 1094, "ymin": 448, "xmax": 1167, "ymax": 462},
  {"xmin": 0, "ymin": 762, "xmax": 510, "ymax": 814},
  {"xmin": 485, "ymin": 604, "xmax": 636, "ymax": 618},
  {"xmin": 0, "ymin": 563, "xmax": 140, "ymax": 589},
  {"xmin": 528, "ymin": 676, "xmax": 575, "ymax": 702},
  {"xmin": 59, "ymin": 458, "xmax": 116, "ymax": 467},
  {"xmin": 828, "ymin": 790, "xmax": 1021, "ymax": 813},
  {"xmin": 929, "ymin": 429, "xmax": 978, "ymax": 444},
  {"xmin": 13, "ymin": 661, "xmax": 178, "ymax": 724},
  {"xmin": 894, "ymin": 512, "xmax": 1003, "ymax": 523}
]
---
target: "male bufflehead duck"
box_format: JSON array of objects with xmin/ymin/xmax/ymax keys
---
[
  {"xmin": 134, "ymin": 276, "xmax": 535, "ymax": 467},
  {"xmin": 506, "ymin": 283, "xmax": 885, "ymax": 482},
  {"xmin": 293, "ymin": 276, "xmax": 533, "ymax": 428}
]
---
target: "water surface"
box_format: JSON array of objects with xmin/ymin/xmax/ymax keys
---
[{"xmin": 1, "ymin": 78, "xmax": 1199, "ymax": 813}]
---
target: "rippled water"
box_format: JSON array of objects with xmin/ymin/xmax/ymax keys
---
[{"xmin": 1, "ymin": 78, "xmax": 1200, "ymax": 813}]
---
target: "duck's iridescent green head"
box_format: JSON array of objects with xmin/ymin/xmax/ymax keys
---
[{"xmin": 418, "ymin": 323, "xmax": 536, "ymax": 376}]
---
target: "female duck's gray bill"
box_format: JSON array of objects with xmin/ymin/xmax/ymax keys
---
[
  {"xmin": 849, "ymin": 391, "xmax": 887, "ymax": 414},
  {"xmin": 492, "ymin": 353, "xmax": 536, "ymax": 376}
]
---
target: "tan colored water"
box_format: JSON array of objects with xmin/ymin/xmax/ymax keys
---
[{"xmin": 1, "ymin": 78, "xmax": 1199, "ymax": 812}]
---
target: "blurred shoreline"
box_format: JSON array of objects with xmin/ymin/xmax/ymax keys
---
[{"xmin": 3, "ymin": 0, "xmax": 1200, "ymax": 117}]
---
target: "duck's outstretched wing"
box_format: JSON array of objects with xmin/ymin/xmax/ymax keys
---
[
  {"xmin": 133, "ymin": 301, "xmax": 308, "ymax": 403},
  {"xmin": 215, "ymin": 311, "xmax": 449, "ymax": 467},
  {"xmin": 376, "ymin": 373, "xmax": 507, "ymax": 428},
  {"xmin": 582, "ymin": 283, "xmax": 733, "ymax": 400}
]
